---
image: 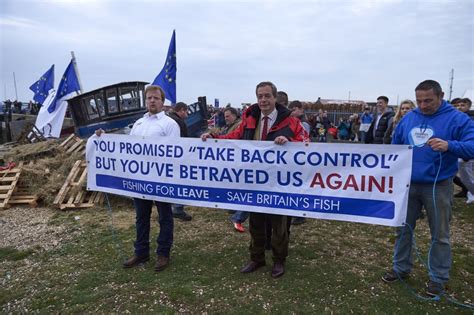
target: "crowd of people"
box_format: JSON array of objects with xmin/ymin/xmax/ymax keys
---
[
  {"xmin": 2, "ymin": 100, "xmax": 41, "ymax": 115},
  {"xmin": 93, "ymin": 80, "xmax": 472, "ymax": 298}
]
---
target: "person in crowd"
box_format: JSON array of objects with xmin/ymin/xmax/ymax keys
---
[
  {"xmin": 30, "ymin": 101, "xmax": 40, "ymax": 115},
  {"xmin": 385, "ymin": 100, "xmax": 416, "ymax": 143},
  {"xmin": 202, "ymin": 81, "xmax": 307, "ymax": 278},
  {"xmin": 276, "ymin": 91, "xmax": 289, "ymax": 107},
  {"xmin": 349, "ymin": 113, "xmax": 360, "ymax": 141},
  {"xmin": 365, "ymin": 96, "xmax": 394, "ymax": 144},
  {"xmin": 450, "ymin": 98, "xmax": 470, "ymax": 198},
  {"xmin": 453, "ymin": 97, "xmax": 474, "ymax": 203},
  {"xmin": 454, "ymin": 98, "xmax": 473, "ymax": 117},
  {"xmin": 221, "ymin": 107, "xmax": 248, "ymax": 232},
  {"xmin": 4, "ymin": 99, "xmax": 12, "ymax": 113},
  {"xmin": 382, "ymin": 80, "xmax": 474, "ymax": 297},
  {"xmin": 321, "ymin": 110, "xmax": 332, "ymax": 130},
  {"xmin": 450, "ymin": 98, "xmax": 461, "ymax": 105},
  {"xmin": 316, "ymin": 124, "xmax": 327, "ymax": 142},
  {"xmin": 220, "ymin": 107, "xmax": 242, "ymax": 135},
  {"xmin": 359, "ymin": 107, "xmax": 373, "ymax": 143},
  {"xmin": 337, "ymin": 117, "xmax": 350, "ymax": 140},
  {"xmin": 216, "ymin": 108, "xmax": 226, "ymax": 128},
  {"xmin": 288, "ymin": 100, "xmax": 311, "ymax": 134},
  {"xmin": 96, "ymin": 85, "xmax": 180, "ymax": 272},
  {"xmin": 13, "ymin": 100, "xmax": 22, "ymax": 114},
  {"xmin": 310, "ymin": 113, "xmax": 322, "ymax": 139},
  {"xmin": 312, "ymin": 111, "xmax": 330, "ymax": 142},
  {"xmin": 288, "ymin": 100, "xmax": 311, "ymax": 225},
  {"xmin": 327, "ymin": 122, "xmax": 338, "ymax": 141},
  {"xmin": 168, "ymin": 102, "xmax": 193, "ymax": 221}
]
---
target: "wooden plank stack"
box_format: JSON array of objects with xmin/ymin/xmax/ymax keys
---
[
  {"xmin": 53, "ymin": 160, "xmax": 103, "ymax": 210},
  {"xmin": 0, "ymin": 134, "xmax": 103, "ymax": 210},
  {"xmin": 0, "ymin": 162, "xmax": 38, "ymax": 209},
  {"xmin": 0, "ymin": 163, "xmax": 22, "ymax": 209},
  {"xmin": 59, "ymin": 134, "xmax": 86, "ymax": 155},
  {"xmin": 8, "ymin": 183, "xmax": 38, "ymax": 207}
]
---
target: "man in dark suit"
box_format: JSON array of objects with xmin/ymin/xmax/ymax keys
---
[
  {"xmin": 201, "ymin": 82, "xmax": 307, "ymax": 278},
  {"xmin": 168, "ymin": 102, "xmax": 193, "ymax": 221}
]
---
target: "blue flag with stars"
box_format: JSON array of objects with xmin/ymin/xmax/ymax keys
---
[
  {"xmin": 48, "ymin": 60, "xmax": 81, "ymax": 113},
  {"xmin": 152, "ymin": 30, "xmax": 176, "ymax": 104},
  {"xmin": 29, "ymin": 65, "xmax": 54, "ymax": 105}
]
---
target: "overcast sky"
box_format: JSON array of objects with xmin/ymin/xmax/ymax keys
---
[{"xmin": 1, "ymin": 0, "xmax": 472, "ymax": 107}]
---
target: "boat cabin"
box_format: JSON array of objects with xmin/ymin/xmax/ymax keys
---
[{"xmin": 68, "ymin": 81, "xmax": 148, "ymax": 137}]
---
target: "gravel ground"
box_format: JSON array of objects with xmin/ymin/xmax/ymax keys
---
[{"xmin": 0, "ymin": 207, "xmax": 81, "ymax": 251}]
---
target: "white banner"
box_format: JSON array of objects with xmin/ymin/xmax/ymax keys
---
[{"xmin": 86, "ymin": 134, "xmax": 413, "ymax": 227}]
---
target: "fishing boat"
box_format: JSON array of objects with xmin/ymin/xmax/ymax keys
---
[{"xmin": 68, "ymin": 81, "xmax": 209, "ymax": 138}]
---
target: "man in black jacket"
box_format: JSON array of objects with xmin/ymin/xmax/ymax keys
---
[
  {"xmin": 168, "ymin": 102, "xmax": 188, "ymax": 137},
  {"xmin": 365, "ymin": 96, "xmax": 394, "ymax": 144},
  {"xmin": 168, "ymin": 102, "xmax": 193, "ymax": 221}
]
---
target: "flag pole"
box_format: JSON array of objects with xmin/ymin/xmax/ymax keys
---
[{"xmin": 70, "ymin": 51, "xmax": 83, "ymax": 94}]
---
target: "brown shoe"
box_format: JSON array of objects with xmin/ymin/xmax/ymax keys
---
[
  {"xmin": 155, "ymin": 256, "xmax": 170, "ymax": 272},
  {"xmin": 122, "ymin": 255, "xmax": 149, "ymax": 268},
  {"xmin": 240, "ymin": 261, "xmax": 266, "ymax": 273},
  {"xmin": 271, "ymin": 262, "xmax": 285, "ymax": 278}
]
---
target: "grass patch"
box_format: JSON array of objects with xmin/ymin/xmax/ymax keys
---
[
  {"xmin": 0, "ymin": 247, "xmax": 34, "ymax": 261},
  {"xmin": 1, "ymin": 200, "xmax": 473, "ymax": 313}
]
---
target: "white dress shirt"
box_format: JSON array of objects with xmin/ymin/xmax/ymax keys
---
[{"xmin": 130, "ymin": 111, "xmax": 180, "ymax": 138}]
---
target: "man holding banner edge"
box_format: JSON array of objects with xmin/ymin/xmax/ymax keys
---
[
  {"xmin": 96, "ymin": 85, "xmax": 180, "ymax": 272},
  {"xmin": 202, "ymin": 81, "xmax": 308, "ymax": 278},
  {"xmin": 382, "ymin": 80, "xmax": 474, "ymax": 297}
]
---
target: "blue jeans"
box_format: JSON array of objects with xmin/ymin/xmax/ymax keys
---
[
  {"xmin": 393, "ymin": 179, "xmax": 453, "ymax": 284},
  {"xmin": 459, "ymin": 159, "xmax": 474, "ymax": 194},
  {"xmin": 133, "ymin": 198, "xmax": 174, "ymax": 257},
  {"xmin": 230, "ymin": 211, "xmax": 249, "ymax": 224}
]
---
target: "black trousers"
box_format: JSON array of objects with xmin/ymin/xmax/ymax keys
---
[{"xmin": 250, "ymin": 213, "xmax": 288, "ymax": 264}]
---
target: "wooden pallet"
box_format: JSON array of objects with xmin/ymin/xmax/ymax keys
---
[
  {"xmin": 9, "ymin": 184, "xmax": 38, "ymax": 207},
  {"xmin": 59, "ymin": 134, "xmax": 85, "ymax": 154},
  {"xmin": 0, "ymin": 162, "xmax": 23, "ymax": 209},
  {"xmin": 53, "ymin": 160, "xmax": 103, "ymax": 210},
  {"xmin": 17, "ymin": 123, "xmax": 47, "ymax": 144}
]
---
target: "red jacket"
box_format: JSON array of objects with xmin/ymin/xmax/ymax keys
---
[{"xmin": 215, "ymin": 103, "xmax": 308, "ymax": 142}]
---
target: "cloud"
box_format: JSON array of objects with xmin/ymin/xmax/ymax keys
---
[
  {"xmin": 1, "ymin": 0, "xmax": 472, "ymax": 106},
  {"xmin": 0, "ymin": 16, "xmax": 37, "ymax": 28}
]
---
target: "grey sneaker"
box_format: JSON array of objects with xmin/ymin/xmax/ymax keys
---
[
  {"xmin": 173, "ymin": 211, "xmax": 192, "ymax": 221},
  {"xmin": 292, "ymin": 217, "xmax": 306, "ymax": 225},
  {"xmin": 382, "ymin": 270, "xmax": 409, "ymax": 283},
  {"xmin": 426, "ymin": 280, "xmax": 444, "ymax": 297}
]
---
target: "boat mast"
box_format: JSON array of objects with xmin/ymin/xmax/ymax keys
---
[
  {"xmin": 13, "ymin": 72, "xmax": 18, "ymax": 100},
  {"xmin": 448, "ymin": 68, "xmax": 454, "ymax": 101},
  {"xmin": 70, "ymin": 51, "xmax": 84, "ymax": 94}
]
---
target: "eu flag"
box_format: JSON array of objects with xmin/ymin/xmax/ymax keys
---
[
  {"xmin": 48, "ymin": 60, "xmax": 81, "ymax": 113},
  {"xmin": 152, "ymin": 30, "xmax": 176, "ymax": 104},
  {"xmin": 29, "ymin": 65, "xmax": 54, "ymax": 105}
]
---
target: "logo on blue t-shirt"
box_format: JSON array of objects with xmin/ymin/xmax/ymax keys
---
[{"xmin": 408, "ymin": 124, "xmax": 434, "ymax": 147}]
